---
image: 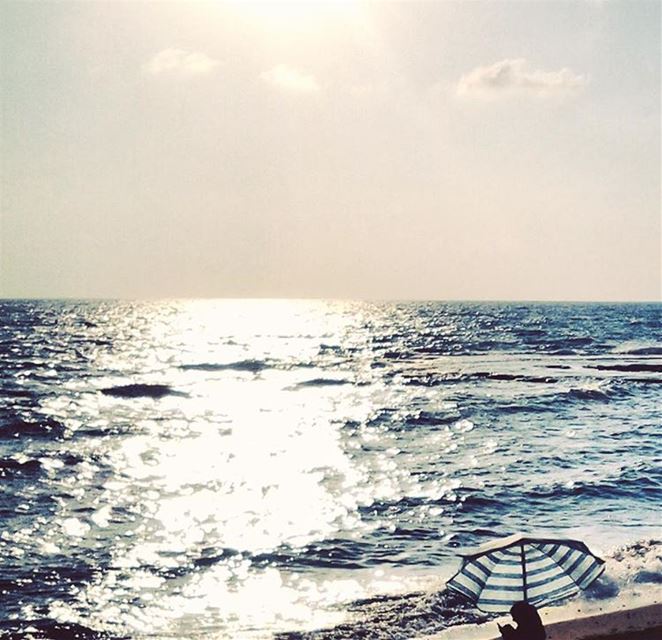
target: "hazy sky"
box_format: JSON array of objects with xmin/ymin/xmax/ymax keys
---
[{"xmin": 1, "ymin": 0, "xmax": 660, "ymax": 300}]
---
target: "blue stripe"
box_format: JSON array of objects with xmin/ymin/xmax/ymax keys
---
[
  {"xmin": 478, "ymin": 596, "xmax": 524, "ymax": 606},
  {"xmin": 473, "ymin": 559, "xmax": 492, "ymax": 576},
  {"xmin": 490, "ymin": 557, "xmax": 522, "ymax": 566},
  {"xmin": 481, "ymin": 583, "xmax": 528, "ymax": 593},
  {"xmin": 579, "ymin": 566, "xmax": 603, "ymax": 588},
  {"xmin": 461, "ymin": 568, "xmax": 487, "ymax": 589},
  {"xmin": 565, "ymin": 553, "xmax": 587, "ymax": 576},
  {"xmin": 576, "ymin": 562, "xmax": 604, "ymax": 587},
  {"xmin": 556, "ymin": 547, "xmax": 575, "ymax": 565},
  {"xmin": 448, "ymin": 581, "xmax": 479, "ymax": 600}
]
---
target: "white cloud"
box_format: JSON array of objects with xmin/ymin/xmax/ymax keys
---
[
  {"xmin": 260, "ymin": 65, "xmax": 320, "ymax": 93},
  {"xmin": 457, "ymin": 58, "xmax": 586, "ymax": 97},
  {"xmin": 143, "ymin": 49, "xmax": 219, "ymax": 76}
]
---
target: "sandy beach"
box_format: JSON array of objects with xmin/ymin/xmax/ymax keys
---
[
  {"xmin": 542, "ymin": 604, "xmax": 662, "ymax": 639},
  {"xmin": 423, "ymin": 592, "xmax": 662, "ymax": 640}
]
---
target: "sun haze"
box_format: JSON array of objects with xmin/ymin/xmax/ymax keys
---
[{"xmin": 1, "ymin": 0, "xmax": 660, "ymax": 301}]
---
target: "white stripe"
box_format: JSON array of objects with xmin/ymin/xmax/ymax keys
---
[{"xmin": 484, "ymin": 576, "xmax": 527, "ymax": 588}]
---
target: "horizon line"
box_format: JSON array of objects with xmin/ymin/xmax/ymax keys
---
[{"xmin": 1, "ymin": 296, "xmax": 660, "ymax": 305}]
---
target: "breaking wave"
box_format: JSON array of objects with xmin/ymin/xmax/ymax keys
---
[
  {"xmin": 275, "ymin": 590, "xmax": 491, "ymax": 640},
  {"xmin": 275, "ymin": 539, "xmax": 662, "ymax": 639}
]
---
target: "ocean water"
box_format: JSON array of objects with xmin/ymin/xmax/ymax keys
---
[{"xmin": 0, "ymin": 300, "xmax": 660, "ymax": 639}]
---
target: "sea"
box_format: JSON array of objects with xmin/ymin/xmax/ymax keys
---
[{"xmin": 0, "ymin": 300, "xmax": 660, "ymax": 639}]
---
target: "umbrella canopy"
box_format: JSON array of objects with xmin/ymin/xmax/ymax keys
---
[{"xmin": 446, "ymin": 533, "xmax": 605, "ymax": 612}]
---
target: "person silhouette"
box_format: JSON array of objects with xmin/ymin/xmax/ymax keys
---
[{"xmin": 497, "ymin": 601, "xmax": 546, "ymax": 640}]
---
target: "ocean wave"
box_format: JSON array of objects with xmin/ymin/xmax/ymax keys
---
[
  {"xmin": 623, "ymin": 377, "xmax": 662, "ymax": 385},
  {"xmin": 527, "ymin": 466, "xmax": 661, "ymax": 503},
  {"xmin": 294, "ymin": 378, "xmax": 353, "ymax": 388},
  {"xmin": 0, "ymin": 456, "xmax": 42, "ymax": 477},
  {"xmin": 0, "ymin": 620, "xmax": 119, "ymax": 639},
  {"xmin": 99, "ymin": 383, "xmax": 185, "ymax": 399},
  {"xmin": 161, "ymin": 541, "xmax": 379, "ymax": 575},
  {"xmin": 400, "ymin": 371, "xmax": 560, "ymax": 387},
  {"xmin": 468, "ymin": 372, "xmax": 558, "ymax": 383},
  {"xmin": 546, "ymin": 348, "xmax": 581, "ymax": 356},
  {"xmin": 478, "ymin": 381, "xmax": 624, "ymax": 414},
  {"xmin": 180, "ymin": 358, "xmax": 270, "ymax": 373},
  {"xmin": 1, "ymin": 387, "xmax": 38, "ymax": 399},
  {"xmin": 359, "ymin": 496, "xmax": 430, "ymax": 516},
  {"xmin": 275, "ymin": 589, "xmax": 491, "ymax": 640},
  {"xmin": 527, "ymin": 380, "xmax": 626, "ymax": 405},
  {"xmin": 611, "ymin": 343, "xmax": 662, "ymax": 356},
  {"xmin": 457, "ymin": 493, "xmax": 510, "ymax": 512},
  {"xmin": 0, "ymin": 417, "xmax": 66, "ymax": 439},
  {"xmin": 364, "ymin": 408, "xmax": 462, "ymax": 431},
  {"xmin": 592, "ymin": 363, "xmax": 662, "ymax": 373},
  {"xmin": 584, "ymin": 538, "xmax": 662, "ymax": 601},
  {"xmin": 565, "ymin": 385, "xmax": 614, "ymax": 401},
  {"xmin": 403, "ymin": 410, "xmax": 462, "ymax": 427},
  {"xmin": 253, "ymin": 539, "xmax": 377, "ymax": 571}
]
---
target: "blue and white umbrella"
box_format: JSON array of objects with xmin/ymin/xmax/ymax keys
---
[{"xmin": 447, "ymin": 533, "xmax": 605, "ymax": 612}]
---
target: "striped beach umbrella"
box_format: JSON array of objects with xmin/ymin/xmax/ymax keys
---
[{"xmin": 446, "ymin": 533, "xmax": 605, "ymax": 612}]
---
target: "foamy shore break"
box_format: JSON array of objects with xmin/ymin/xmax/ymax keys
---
[{"xmin": 426, "ymin": 593, "xmax": 662, "ymax": 640}]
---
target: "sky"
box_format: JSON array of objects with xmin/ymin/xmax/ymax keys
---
[{"xmin": 1, "ymin": 0, "xmax": 660, "ymax": 301}]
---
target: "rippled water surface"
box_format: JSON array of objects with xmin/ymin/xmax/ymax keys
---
[{"xmin": 1, "ymin": 300, "xmax": 660, "ymax": 638}]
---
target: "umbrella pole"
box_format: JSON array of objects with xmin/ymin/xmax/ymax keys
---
[{"xmin": 520, "ymin": 544, "xmax": 528, "ymax": 602}]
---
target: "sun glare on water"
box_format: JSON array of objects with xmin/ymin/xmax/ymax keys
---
[{"xmin": 36, "ymin": 300, "xmax": 425, "ymax": 637}]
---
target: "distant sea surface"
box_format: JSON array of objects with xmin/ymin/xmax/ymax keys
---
[{"xmin": 1, "ymin": 300, "xmax": 660, "ymax": 639}]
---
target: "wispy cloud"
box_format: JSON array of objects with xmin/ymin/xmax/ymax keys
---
[
  {"xmin": 143, "ymin": 49, "xmax": 219, "ymax": 76},
  {"xmin": 260, "ymin": 65, "xmax": 320, "ymax": 93},
  {"xmin": 457, "ymin": 58, "xmax": 586, "ymax": 98}
]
